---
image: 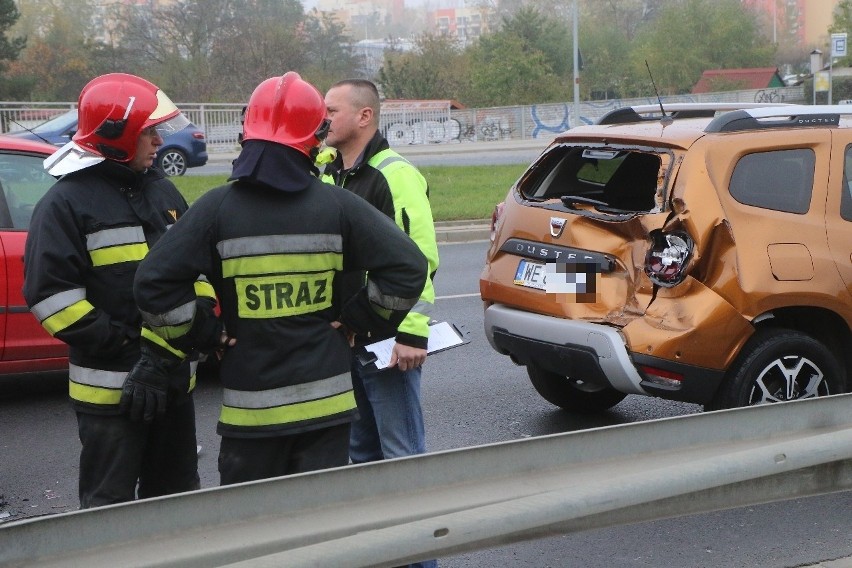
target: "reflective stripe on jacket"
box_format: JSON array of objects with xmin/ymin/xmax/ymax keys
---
[
  {"xmin": 322, "ymin": 132, "xmax": 439, "ymax": 349},
  {"xmin": 23, "ymin": 161, "xmax": 198, "ymax": 412},
  {"xmin": 134, "ymin": 158, "xmax": 427, "ymax": 437}
]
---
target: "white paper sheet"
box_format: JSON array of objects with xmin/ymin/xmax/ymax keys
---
[{"xmin": 362, "ymin": 321, "xmax": 466, "ymax": 370}]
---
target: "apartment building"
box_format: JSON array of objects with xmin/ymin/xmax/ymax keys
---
[{"xmin": 743, "ymin": 0, "xmax": 840, "ymax": 48}]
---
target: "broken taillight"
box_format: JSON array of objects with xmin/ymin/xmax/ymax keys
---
[
  {"xmin": 639, "ymin": 365, "xmax": 684, "ymax": 389},
  {"xmin": 490, "ymin": 202, "xmax": 505, "ymax": 242},
  {"xmin": 644, "ymin": 230, "xmax": 694, "ymax": 287}
]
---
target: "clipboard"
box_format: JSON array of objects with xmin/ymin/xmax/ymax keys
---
[{"xmin": 356, "ymin": 321, "xmax": 470, "ymax": 370}]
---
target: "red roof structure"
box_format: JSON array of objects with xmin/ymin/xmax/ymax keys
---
[{"xmin": 691, "ymin": 67, "xmax": 785, "ymax": 94}]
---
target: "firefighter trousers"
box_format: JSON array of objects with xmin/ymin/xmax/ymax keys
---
[
  {"xmin": 76, "ymin": 397, "xmax": 200, "ymax": 509},
  {"xmin": 218, "ymin": 423, "xmax": 350, "ymax": 485}
]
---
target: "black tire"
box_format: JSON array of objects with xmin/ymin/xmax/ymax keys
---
[
  {"xmin": 706, "ymin": 329, "xmax": 843, "ymax": 411},
  {"xmin": 158, "ymin": 148, "xmax": 188, "ymax": 176},
  {"xmin": 526, "ymin": 364, "xmax": 627, "ymax": 413}
]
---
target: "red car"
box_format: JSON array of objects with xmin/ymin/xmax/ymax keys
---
[{"xmin": 0, "ymin": 135, "xmax": 67, "ymax": 374}]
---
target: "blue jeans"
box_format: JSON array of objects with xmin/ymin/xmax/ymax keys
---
[
  {"xmin": 350, "ymin": 359, "xmax": 427, "ymax": 463},
  {"xmin": 350, "ymin": 359, "xmax": 436, "ymax": 568}
]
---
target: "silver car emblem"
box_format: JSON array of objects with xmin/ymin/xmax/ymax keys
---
[{"xmin": 550, "ymin": 217, "xmax": 566, "ymax": 238}]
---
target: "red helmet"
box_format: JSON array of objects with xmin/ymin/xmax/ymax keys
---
[
  {"xmin": 241, "ymin": 72, "xmax": 329, "ymax": 157},
  {"xmin": 60, "ymin": 73, "xmax": 187, "ymax": 169}
]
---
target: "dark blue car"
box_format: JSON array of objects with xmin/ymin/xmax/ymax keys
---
[{"xmin": 10, "ymin": 109, "xmax": 208, "ymax": 176}]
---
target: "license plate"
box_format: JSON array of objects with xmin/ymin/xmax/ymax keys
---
[{"xmin": 514, "ymin": 259, "xmax": 546, "ymax": 290}]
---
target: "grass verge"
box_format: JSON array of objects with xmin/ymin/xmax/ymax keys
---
[{"xmin": 170, "ymin": 163, "xmax": 528, "ymax": 222}]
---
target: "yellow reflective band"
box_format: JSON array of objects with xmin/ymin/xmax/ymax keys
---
[
  {"xmin": 153, "ymin": 321, "xmax": 193, "ymax": 341},
  {"xmin": 89, "ymin": 243, "xmax": 149, "ymax": 267},
  {"xmin": 399, "ymin": 310, "xmax": 431, "ymax": 337},
  {"xmin": 221, "ymin": 252, "xmax": 343, "ymax": 278},
  {"xmin": 42, "ymin": 300, "xmax": 95, "ymax": 336},
  {"xmin": 194, "ymin": 280, "xmax": 216, "ymax": 299},
  {"xmin": 219, "ymin": 390, "xmax": 356, "ymax": 427},
  {"xmin": 69, "ymin": 381, "xmax": 122, "ymax": 405},
  {"xmin": 189, "ymin": 373, "xmax": 196, "ymax": 393},
  {"xmin": 141, "ymin": 327, "xmax": 186, "ymax": 359},
  {"xmin": 236, "ymin": 272, "xmax": 334, "ymax": 319}
]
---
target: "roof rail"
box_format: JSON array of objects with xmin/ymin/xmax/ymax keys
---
[
  {"xmin": 704, "ymin": 105, "xmax": 852, "ymax": 133},
  {"xmin": 597, "ymin": 103, "xmax": 789, "ymax": 125}
]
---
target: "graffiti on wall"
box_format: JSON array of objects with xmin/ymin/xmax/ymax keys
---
[
  {"xmin": 753, "ymin": 89, "xmax": 786, "ymax": 103},
  {"xmin": 378, "ymin": 86, "xmax": 803, "ymax": 146},
  {"xmin": 530, "ymin": 104, "xmax": 572, "ymax": 136}
]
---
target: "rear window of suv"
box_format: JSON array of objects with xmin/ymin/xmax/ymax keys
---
[
  {"xmin": 729, "ymin": 149, "xmax": 815, "ymax": 214},
  {"xmin": 519, "ymin": 145, "xmax": 668, "ymax": 212}
]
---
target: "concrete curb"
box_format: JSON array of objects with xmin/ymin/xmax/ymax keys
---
[
  {"xmin": 434, "ymin": 220, "xmax": 490, "ymax": 243},
  {"xmin": 801, "ymin": 559, "xmax": 852, "ymax": 568}
]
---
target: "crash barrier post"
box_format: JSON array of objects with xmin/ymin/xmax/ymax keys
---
[{"xmin": 1, "ymin": 393, "xmax": 851, "ymax": 567}]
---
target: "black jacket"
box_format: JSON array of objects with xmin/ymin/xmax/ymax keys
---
[
  {"xmin": 321, "ymin": 131, "xmax": 439, "ymax": 349},
  {"xmin": 23, "ymin": 160, "xmax": 197, "ymax": 413},
  {"xmin": 134, "ymin": 141, "xmax": 428, "ymax": 437}
]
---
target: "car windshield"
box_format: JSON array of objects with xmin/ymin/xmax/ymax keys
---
[{"xmin": 32, "ymin": 110, "xmax": 77, "ymax": 134}]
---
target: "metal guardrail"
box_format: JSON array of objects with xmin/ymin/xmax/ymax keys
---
[{"xmin": 2, "ymin": 393, "xmax": 851, "ymax": 567}]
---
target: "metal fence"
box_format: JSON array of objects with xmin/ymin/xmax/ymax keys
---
[{"xmin": 0, "ymin": 85, "xmax": 807, "ymax": 152}]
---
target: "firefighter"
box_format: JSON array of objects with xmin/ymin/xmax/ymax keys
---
[
  {"xmin": 23, "ymin": 73, "xmax": 214, "ymax": 508},
  {"xmin": 132, "ymin": 72, "xmax": 428, "ymax": 484}
]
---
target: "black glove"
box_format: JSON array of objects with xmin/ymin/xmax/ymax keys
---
[
  {"xmin": 119, "ymin": 340, "xmax": 182, "ymax": 422},
  {"xmin": 169, "ymin": 303, "xmax": 225, "ymax": 354}
]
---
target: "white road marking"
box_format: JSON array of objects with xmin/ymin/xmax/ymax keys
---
[{"xmin": 436, "ymin": 293, "xmax": 480, "ymax": 300}]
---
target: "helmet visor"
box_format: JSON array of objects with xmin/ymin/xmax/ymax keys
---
[
  {"xmin": 146, "ymin": 89, "xmax": 190, "ymax": 136},
  {"xmin": 154, "ymin": 113, "xmax": 190, "ymax": 137}
]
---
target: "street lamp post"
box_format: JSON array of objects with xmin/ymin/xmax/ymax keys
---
[
  {"xmin": 572, "ymin": 0, "xmax": 580, "ymax": 127},
  {"xmin": 810, "ymin": 49, "xmax": 822, "ymax": 105}
]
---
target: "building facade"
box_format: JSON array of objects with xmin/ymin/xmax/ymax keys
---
[{"xmin": 743, "ymin": 0, "xmax": 840, "ymax": 49}]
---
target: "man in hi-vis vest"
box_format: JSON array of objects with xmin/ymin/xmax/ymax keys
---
[{"xmin": 322, "ymin": 81, "xmax": 439, "ymax": 568}]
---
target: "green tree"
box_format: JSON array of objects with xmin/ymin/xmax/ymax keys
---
[
  {"xmin": 578, "ymin": 19, "xmax": 636, "ymax": 99},
  {"xmin": 583, "ymin": 0, "xmax": 668, "ymax": 42},
  {"xmin": 4, "ymin": 1, "xmax": 101, "ymax": 100},
  {"xmin": 208, "ymin": 0, "xmax": 308, "ymax": 100},
  {"xmin": 500, "ymin": 6, "xmax": 573, "ymax": 77},
  {"xmin": 108, "ymin": 0, "xmax": 236, "ymax": 100},
  {"xmin": 378, "ymin": 33, "xmax": 471, "ymax": 100},
  {"xmin": 830, "ymin": 0, "xmax": 852, "ymax": 67},
  {"xmin": 301, "ymin": 11, "xmax": 358, "ymax": 91},
  {"xmin": 633, "ymin": 0, "xmax": 775, "ymax": 94},
  {"xmin": 0, "ymin": 0, "xmax": 26, "ymax": 98},
  {"xmin": 464, "ymin": 31, "xmax": 563, "ymax": 106}
]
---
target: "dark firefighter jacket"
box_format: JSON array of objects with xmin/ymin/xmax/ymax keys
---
[
  {"xmin": 133, "ymin": 141, "xmax": 428, "ymax": 438},
  {"xmin": 22, "ymin": 160, "xmax": 215, "ymax": 414},
  {"xmin": 321, "ymin": 131, "xmax": 438, "ymax": 349}
]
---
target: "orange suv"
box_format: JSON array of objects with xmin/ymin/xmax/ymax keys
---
[{"xmin": 480, "ymin": 103, "xmax": 852, "ymax": 412}]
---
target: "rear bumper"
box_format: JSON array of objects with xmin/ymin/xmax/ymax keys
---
[
  {"xmin": 484, "ymin": 304, "xmax": 648, "ymax": 395},
  {"xmin": 484, "ymin": 304, "xmax": 725, "ymax": 403},
  {"xmin": 188, "ymin": 149, "xmax": 208, "ymax": 167}
]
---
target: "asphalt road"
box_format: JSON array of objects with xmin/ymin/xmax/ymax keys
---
[{"xmin": 2, "ymin": 241, "xmax": 851, "ymax": 567}]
